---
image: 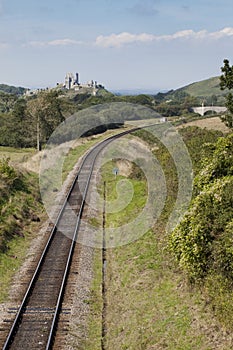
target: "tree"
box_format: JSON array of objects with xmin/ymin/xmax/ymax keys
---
[
  {"xmin": 211, "ymin": 94, "xmax": 218, "ymax": 105},
  {"xmin": 27, "ymin": 91, "xmax": 65, "ymax": 150},
  {"xmin": 220, "ymin": 59, "xmax": 233, "ymax": 128},
  {"xmin": 0, "ymin": 92, "xmax": 17, "ymax": 113},
  {"xmin": 0, "ymin": 99, "xmax": 36, "ymax": 148},
  {"xmin": 11, "ymin": 99, "xmax": 31, "ymax": 147}
]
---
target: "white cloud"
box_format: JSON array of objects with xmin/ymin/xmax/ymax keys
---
[
  {"xmin": 26, "ymin": 38, "xmax": 82, "ymax": 48},
  {"xmin": 95, "ymin": 27, "xmax": 233, "ymax": 48},
  {"xmin": 48, "ymin": 39, "xmax": 82, "ymax": 46},
  {"xmin": 158, "ymin": 29, "xmax": 208, "ymax": 41},
  {"xmin": 210, "ymin": 27, "xmax": 233, "ymax": 39},
  {"xmin": 95, "ymin": 32, "xmax": 155, "ymax": 48}
]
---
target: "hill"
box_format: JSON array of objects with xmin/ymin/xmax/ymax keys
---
[
  {"xmin": 176, "ymin": 76, "xmax": 224, "ymax": 99},
  {"xmin": 155, "ymin": 76, "xmax": 227, "ymax": 105},
  {"xmin": 0, "ymin": 84, "xmax": 26, "ymax": 96}
]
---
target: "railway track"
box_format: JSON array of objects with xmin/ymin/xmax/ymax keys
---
[{"xmin": 1, "ymin": 128, "xmax": 138, "ymax": 350}]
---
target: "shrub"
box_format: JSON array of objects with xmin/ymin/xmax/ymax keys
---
[{"xmin": 169, "ymin": 133, "xmax": 233, "ymax": 283}]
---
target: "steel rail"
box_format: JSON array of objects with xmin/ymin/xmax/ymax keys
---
[
  {"xmin": 2, "ymin": 127, "xmax": 140, "ymax": 350},
  {"xmin": 45, "ymin": 135, "xmax": 118, "ymax": 349}
]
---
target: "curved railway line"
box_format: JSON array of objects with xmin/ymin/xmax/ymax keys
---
[{"xmin": 1, "ymin": 128, "xmax": 139, "ymax": 350}]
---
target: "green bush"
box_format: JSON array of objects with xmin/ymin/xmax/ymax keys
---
[
  {"xmin": 169, "ymin": 133, "xmax": 233, "ymax": 283},
  {"xmin": 0, "ymin": 159, "xmax": 42, "ymax": 253},
  {"xmin": 0, "ymin": 157, "xmax": 17, "ymax": 182},
  {"xmin": 194, "ymin": 133, "xmax": 233, "ymax": 193},
  {"xmin": 170, "ymin": 176, "xmax": 233, "ymax": 280}
]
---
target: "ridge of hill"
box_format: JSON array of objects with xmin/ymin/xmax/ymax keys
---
[
  {"xmin": 176, "ymin": 76, "xmax": 224, "ymax": 98},
  {"xmin": 154, "ymin": 76, "xmax": 227, "ymax": 105},
  {"xmin": 0, "ymin": 76, "xmax": 223, "ymax": 97},
  {"xmin": 0, "ymin": 76, "xmax": 225, "ymax": 101},
  {"xmin": 0, "ymin": 84, "xmax": 26, "ymax": 96}
]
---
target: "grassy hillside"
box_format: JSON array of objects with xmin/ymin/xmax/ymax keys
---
[
  {"xmin": 0, "ymin": 84, "xmax": 26, "ymax": 95},
  {"xmin": 174, "ymin": 76, "xmax": 228, "ymax": 106},
  {"xmin": 0, "ymin": 158, "xmax": 42, "ymax": 253},
  {"xmin": 155, "ymin": 76, "xmax": 227, "ymax": 106},
  {"xmin": 0, "ymin": 157, "xmax": 45, "ymax": 301},
  {"xmin": 177, "ymin": 76, "xmax": 224, "ymax": 99}
]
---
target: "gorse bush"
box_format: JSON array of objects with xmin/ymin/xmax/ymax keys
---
[
  {"xmin": 194, "ymin": 133, "xmax": 233, "ymax": 193},
  {"xmin": 0, "ymin": 158, "xmax": 18, "ymax": 204},
  {"xmin": 170, "ymin": 133, "xmax": 233, "ymax": 282},
  {"xmin": 0, "ymin": 157, "xmax": 17, "ymax": 183},
  {"xmin": 170, "ymin": 176, "xmax": 233, "ymax": 280},
  {"xmin": 0, "ymin": 158, "xmax": 42, "ymax": 252},
  {"xmin": 179, "ymin": 126, "xmax": 224, "ymax": 175}
]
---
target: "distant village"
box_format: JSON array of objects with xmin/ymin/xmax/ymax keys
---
[{"xmin": 24, "ymin": 72, "xmax": 104, "ymax": 96}]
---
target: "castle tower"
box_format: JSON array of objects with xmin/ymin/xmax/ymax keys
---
[
  {"xmin": 75, "ymin": 73, "xmax": 79, "ymax": 85},
  {"xmin": 65, "ymin": 73, "xmax": 74, "ymax": 89}
]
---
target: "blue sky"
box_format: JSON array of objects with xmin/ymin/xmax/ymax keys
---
[{"xmin": 0, "ymin": 0, "xmax": 233, "ymax": 91}]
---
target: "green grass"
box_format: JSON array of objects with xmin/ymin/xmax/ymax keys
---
[
  {"xmin": 0, "ymin": 146, "xmax": 36, "ymax": 164},
  {"xmin": 178, "ymin": 76, "xmax": 224, "ymax": 98},
  {"xmin": 0, "ymin": 234, "xmax": 31, "ymax": 301},
  {"xmin": 84, "ymin": 129, "xmax": 231, "ymax": 349},
  {"xmin": 0, "ymin": 203, "xmax": 45, "ymax": 302},
  {"xmin": 98, "ymin": 160, "xmax": 147, "ymax": 228},
  {"xmin": 0, "ymin": 161, "xmax": 45, "ymax": 302},
  {"xmin": 101, "ymin": 169, "xmax": 211, "ymax": 349},
  {"xmin": 62, "ymin": 129, "xmax": 126, "ymax": 181},
  {"xmin": 104, "ymin": 230, "xmax": 214, "ymax": 350}
]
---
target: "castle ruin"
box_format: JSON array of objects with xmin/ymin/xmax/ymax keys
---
[
  {"xmin": 64, "ymin": 72, "xmax": 79, "ymax": 89},
  {"xmin": 64, "ymin": 72, "xmax": 102, "ymax": 95}
]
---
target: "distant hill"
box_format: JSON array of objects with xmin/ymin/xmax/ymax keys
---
[
  {"xmin": 154, "ymin": 76, "xmax": 227, "ymax": 105},
  {"xmin": 111, "ymin": 89, "xmax": 161, "ymax": 96},
  {"xmin": 175, "ymin": 76, "xmax": 224, "ymax": 98},
  {"xmin": 0, "ymin": 77, "xmax": 226, "ymax": 103},
  {"xmin": 0, "ymin": 84, "xmax": 26, "ymax": 95}
]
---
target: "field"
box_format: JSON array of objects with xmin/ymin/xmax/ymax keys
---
[
  {"xmin": 0, "ymin": 128, "xmax": 127, "ymax": 175},
  {"xmin": 0, "ymin": 146, "xmax": 36, "ymax": 164},
  {"xmin": 177, "ymin": 116, "xmax": 230, "ymax": 133}
]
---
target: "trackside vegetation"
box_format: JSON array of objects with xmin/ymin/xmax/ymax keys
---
[
  {"xmin": 0, "ymin": 158, "xmax": 42, "ymax": 252},
  {"xmin": 169, "ymin": 132, "xmax": 233, "ymax": 327},
  {"xmin": 83, "ymin": 126, "xmax": 233, "ymax": 349},
  {"xmin": 0, "ymin": 158, "xmax": 45, "ymax": 301}
]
